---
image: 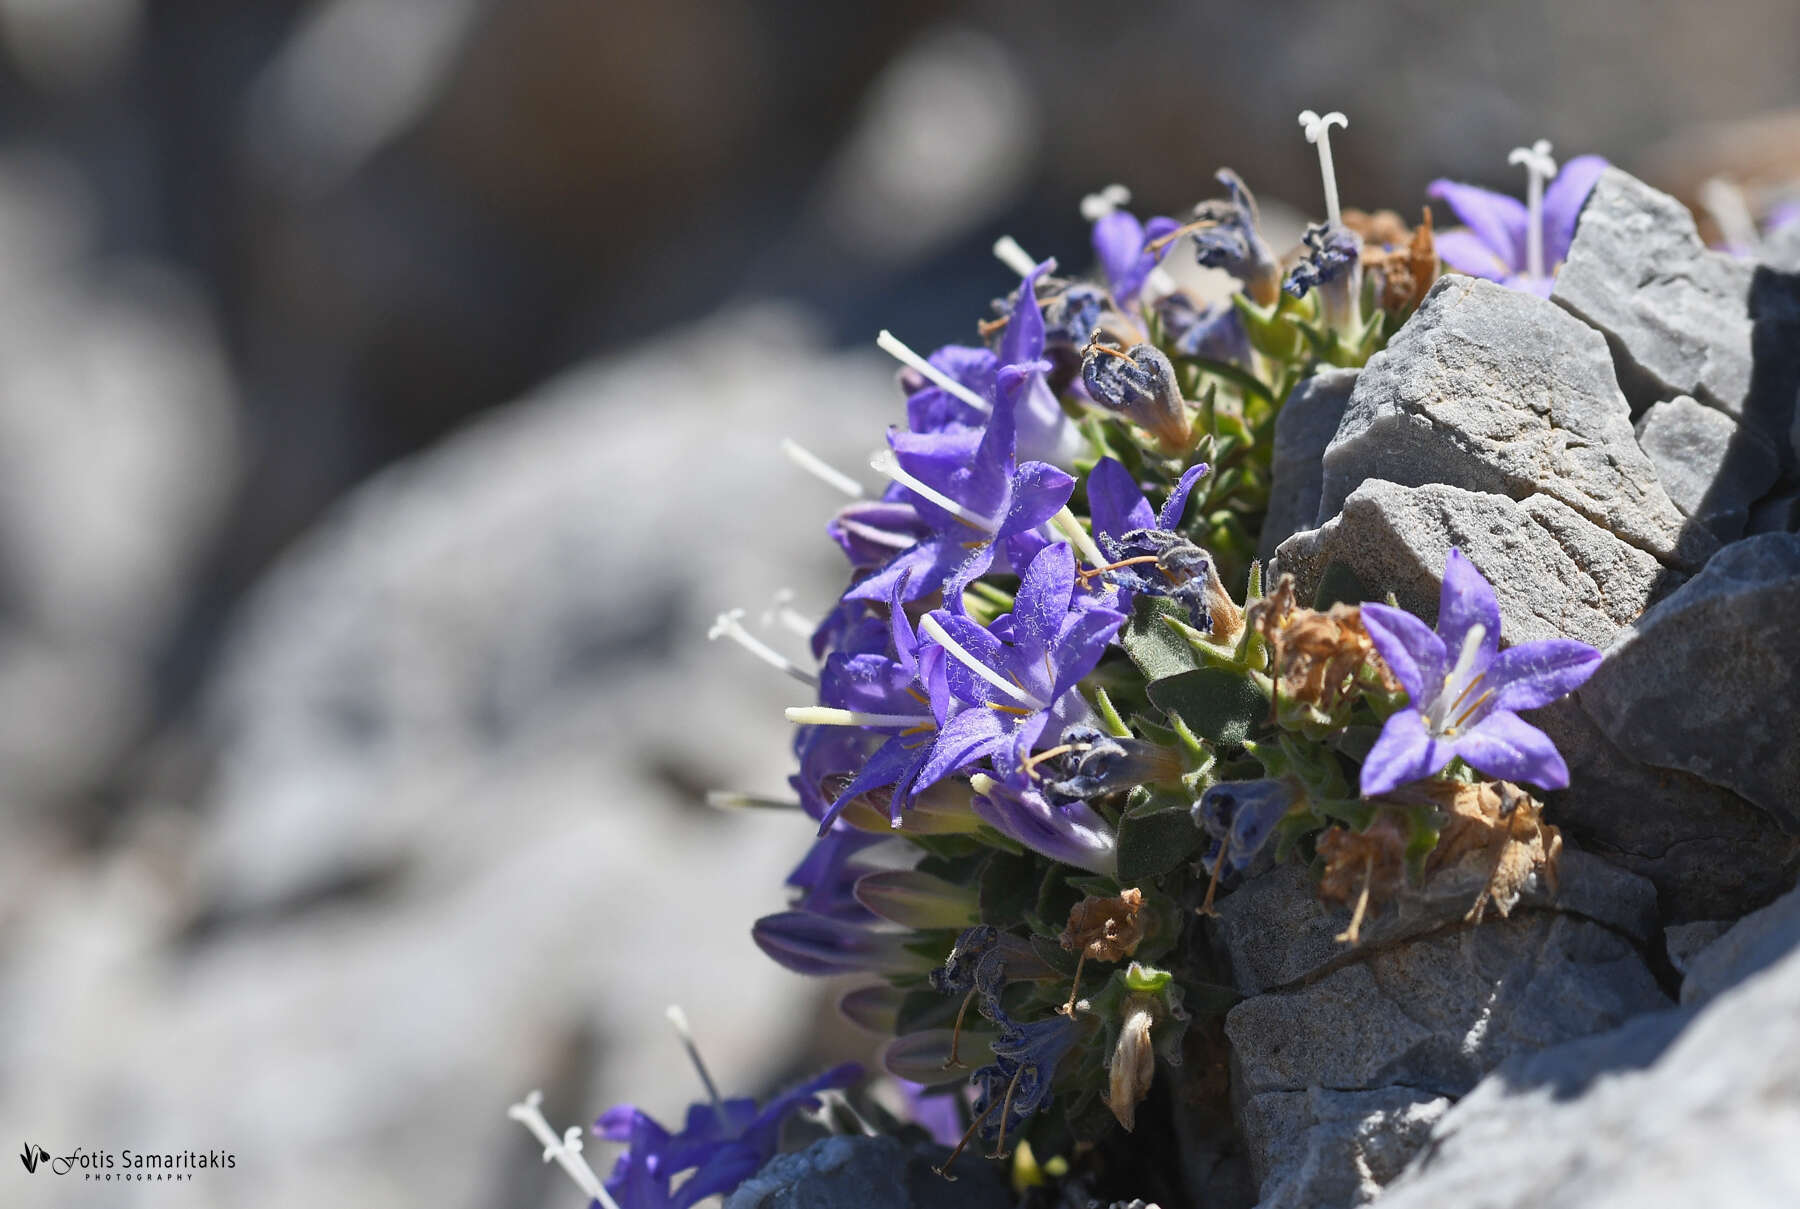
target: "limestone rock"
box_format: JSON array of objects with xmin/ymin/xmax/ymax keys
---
[
  {"xmin": 1679, "ymin": 883, "xmax": 1800, "ymax": 1006},
  {"xmin": 1552, "ymin": 167, "xmax": 1800, "ymax": 462},
  {"xmin": 1318, "ymin": 275, "xmax": 1713, "ymax": 570},
  {"xmin": 1578, "ymin": 534, "xmax": 1800, "ymax": 830},
  {"xmin": 1258, "ymin": 368, "xmax": 1359, "ymax": 565},
  {"xmin": 1240, "ymin": 1086, "xmax": 1449, "ymax": 1209},
  {"xmin": 1272, "ymin": 480, "xmax": 1676, "ymax": 650},
  {"xmin": 1372, "ymin": 896, "xmax": 1800, "ymax": 1209},
  {"xmin": 1633, "ymin": 395, "xmax": 1780, "ymax": 542}
]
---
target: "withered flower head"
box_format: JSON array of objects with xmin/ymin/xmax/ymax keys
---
[
  {"xmin": 1316, "ymin": 815, "xmax": 1409, "ymax": 945},
  {"xmin": 1248, "ymin": 574, "xmax": 1396, "ymax": 713},
  {"xmin": 1422, "ymin": 779, "xmax": 1562, "ymax": 924},
  {"xmin": 1060, "ymin": 887, "xmax": 1146, "ymax": 962},
  {"xmin": 1105, "ymin": 996, "xmax": 1158, "ymax": 1132},
  {"xmin": 1358, "ymin": 206, "xmax": 1439, "ymax": 314}
]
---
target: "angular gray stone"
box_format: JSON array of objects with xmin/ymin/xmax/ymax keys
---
[
  {"xmin": 726, "ymin": 1135, "xmax": 1010, "ymax": 1209},
  {"xmin": 1532, "ymin": 696, "xmax": 1800, "ymax": 922},
  {"xmin": 1258, "ymin": 367, "xmax": 1359, "ymax": 565},
  {"xmin": 1226, "ymin": 914, "xmax": 1668, "ymax": 1100},
  {"xmin": 1240, "ymin": 1086, "xmax": 1449, "ymax": 1209},
  {"xmin": 1680, "ymin": 883, "xmax": 1800, "ymax": 1006},
  {"xmin": 1767, "ymin": 221, "xmax": 1800, "ymax": 274},
  {"xmin": 1319, "ymin": 275, "xmax": 1714, "ymax": 570},
  {"xmin": 1634, "ymin": 394, "xmax": 1780, "ymax": 542},
  {"xmin": 1371, "ymin": 910, "xmax": 1800, "ymax": 1209},
  {"xmin": 1747, "ymin": 484, "xmax": 1800, "ymax": 535},
  {"xmin": 1579, "ymin": 534, "xmax": 1800, "ymax": 830},
  {"xmin": 1272, "ymin": 480, "xmax": 1677, "ymax": 649},
  {"xmin": 1213, "ymin": 853, "xmax": 1660, "ymax": 998},
  {"xmin": 1664, "ymin": 920, "xmax": 1733, "ymax": 978},
  {"xmin": 1552, "ymin": 167, "xmax": 1800, "ymax": 463}
]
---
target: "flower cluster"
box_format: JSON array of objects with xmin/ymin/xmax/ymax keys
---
[{"xmin": 520, "ymin": 117, "xmax": 1644, "ymax": 1207}]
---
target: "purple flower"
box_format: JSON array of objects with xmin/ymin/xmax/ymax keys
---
[
  {"xmin": 995, "ymin": 258, "xmax": 1089, "ymax": 466},
  {"xmin": 1083, "ymin": 457, "xmax": 1212, "ymax": 620},
  {"xmin": 971, "ymin": 1011, "xmax": 1084, "ymax": 1141},
  {"xmin": 901, "ymin": 344, "xmax": 996, "ymax": 435},
  {"xmin": 970, "ymin": 773, "xmax": 1117, "ymax": 876},
  {"xmin": 1358, "ymin": 549, "xmax": 1601, "ymax": 797},
  {"xmin": 1428, "ymin": 154, "xmax": 1607, "ymax": 295},
  {"xmin": 752, "ymin": 910, "xmax": 935, "ymax": 977},
  {"xmin": 1155, "ymin": 291, "xmax": 1253, "ymax": 366},
  {"xmin": 1091, "ymin": 207, "xmax": 1181, "ymax": 305},
  {"xmin": 847, "ymin": 364, "xmax": 1074, "ymax": 611},
  {"xmin": 1187, "ymin": 169, "xmax": 1282, "ymax": 306},
  {"xmin": 913, "ymin": 542, "xmax": 1124, "ymax": 787},
  {"xmin": 595, "ymin": 1064, "xmax": 861, "ymax": 1209},
  {"xmin": 1195, "ymin": 779, "xmax": 1297, "ymax": 872}
]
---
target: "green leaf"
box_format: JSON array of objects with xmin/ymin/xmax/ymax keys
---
[
  {"xmin": 1146, "ymin": 668, "xmax": 1268, "ymax": 748},
  {"xmin": 978, "ymin": 849, "xmax": 1040, "ymax": 927},
  {"xmin": 1121, "ymin": 595, "xmax": 1198, "ymax": 680},
  {"xmin": 1313, "ymin": 560, "xmax": 1372, "ymax": 608},
  {"xmin": 1116, "ymin": 803, "xmax": 1203, "ymax": 884},
  {"xmin": 1178, "ymin": 354, "xmax": 1275, "ymax": 409}
]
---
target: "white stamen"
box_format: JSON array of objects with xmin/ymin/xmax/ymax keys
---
[
  {"xmin": 665, "ymin": 1005, "xmax": 726, "ymax": 1121},
  {"xmin": 835, "ymin": 515, "xmax": 918, "ymax": 550},
  {"xmin": 1700, "ymin": 177, "xmax": 1761, "ymax": 256},
  {"xmin": 870, "ymin": 449, "xmax": 1000, "ymax": 531},
  {"xmin": 508, "ymin": 1091, "xmax": 621, "ymax": 1209},
  {"xmin": 1298, "ymin": 109, "xmax": 1350, "ymax": 228},
  {"xmin": 763, "ymin": 588, "xmax": 820, "ymax": 638},
  {"xmin": 809, "ymin": 1089, "xmax": 880, "ymax": 1137},
  {"xmin": 992, "ymin": 234, "xmax": 1038, "ymax": 277},
  {"xmin": 1508, "ymin": 140, "xmax": 1557, "ymax": 279},
  {"xmin": 782, "ymin": 438, "xmax": 865, "ymax": 498},
  {"xmin": 1050, "ymin": 505, "xmax": 1109, "ymax": 569},
  {"xmin": 705, "ymin": 790, "xmax": 801, "ymax": 811},
  {"xmin": 1143, "ymin": 265, "xmax": 1181, "ymax": 300},
  {"xmin": 1429, "ymin": 622, "xmax": 1489, "ymax": 732},
  {"xmin": 1080, "ymin": 184, "xmax": 1133, "ymax": 222},
  {"xmin": 786, "ymin": 706, "xmax": 927, "ymax": 728},
  {"xmin": 918, "ymin": 614, "xmax": 1048, "ymax": 711},
  {"xmin": 875, "ymin": 330, "xmax": 992, "ymax": 416},
  {"xmin": 709, "ymin": 609, "xmax": 819, "ymax": 687}
]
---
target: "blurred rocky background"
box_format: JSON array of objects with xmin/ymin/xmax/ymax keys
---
[{"xmin": 1, "ymin": 2, "xmax": 1797, "ymax": 1207}]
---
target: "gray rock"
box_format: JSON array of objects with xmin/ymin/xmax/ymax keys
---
[
  {"xmin": 1680, "ymin": 883, "xmax": 1800, "ymax": 1006},
  {"xmin": 726, "ymin": 1135, "xmax": 1010, "ymax": 1209},
  {"xmin": 1240, "ymin": 1086, "xmax": 1449, "ymax": 1209},
  {"xmin": 1634, "ymin": 395, "xmax": 1780, "ymax": 541},
  {"xmin": 1226, "ymin": 913, "xmax": 1668, "ymax": 1100},
  {"xmin": 1767, "ymin": 221, "xmax": 1800, "ymax": 274},
  {"xmin": 1551, "ymin": 167, "xmax": 1800, "ymax": 464},
  {"xmin": 1578, "ymin": 534, "xmax": 1800, "ymax": 830},
  {"xmin": 1371, "ymin": 908, "xmax": 1800, "ymax": 1209},
  {"xmin": 1747, "ymin": 484, "xmax": 1800, "ymax": 535},
  {"xmin": 1273, "ymin": 480, "xmax": 1676, "ymax": 649},
  {"xmin": 1532, "ymin": 696, "xmax": 1800, "ymax": 922},
  {"xmin": 1259, "ymin": 368, "xmax": 1359, "ymax": 565},
  {"xmin": 1318, "ymin": 275, "xmax": 1713, "ymax": 570},
  {"xmin": 1664, "ymin": 920, "xmax": 1733, "ymax": 977},
  {"xmin": 1213, "ymin": 853, "xmax": 1660, "ymax": 998}
]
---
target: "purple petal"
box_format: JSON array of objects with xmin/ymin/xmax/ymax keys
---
[
  {"xmin": 1486, "ymin": 639, "xmax": 1602, "ymax": 712},
  {"xmin": 999, "ymin": 259, "xmax": 1055, "ymax": 367},
  {"xmin": 928, "ymin": 612, "xmax": 1013, "ymax": 707},
  {"xmin": 1433, "ymin": 228, "xmax": 1515, "ymax": 282},
  {"xmin": 752, "ymin": 912, "xmax": 924, "ymax": 977},
  {"xmin": 1452, "ymin": 710, "xmax": 1570, "ymax": 790},
  {"xmin": 913, "ymin": 706, "xmax": 1010, "ymax": 789},
  {"xmin": 1092, "ymin": 210, "xmax": 1147, "ymax": 298},
  {"xmin": 1542, "ymin": 154, "xmax": 1609, "ymax": 267},
  {"xmin": 1436, "ymin": 548, "xmax": 1502, "ymax": 668},
  {"xmin": 1085, "ymin": 457, "xmax": 1156, "ymax": 540},
  {"xmin": 1013, "ymin": 542, "xmax": 1076, "ymax": 651},
  {"xmin": 1359, "ymin": 603, "xmax": 1447, "ymax": 703},
  {"xmin": 939, "ymin": 540, "xmax": 1001, "ymax": 613},
  {"xmin": 971, "ymin": 780, "xmax": 1116, "ymax": 876},
  {"xmin": 1359, "ymin": 708, "xmax": 1457, "ymax": 797},
  {"xmin": 1428, "ymin": 178, "xmax": 1528, "ymax": 272},
  {"xmin": 1048, "ymin": 605, "xmax": 1126, "ymax": 698},
  {"xmin": 1157, "ymin": 461, "xmax": 1211, "ymax": 530},
  {"xmin": 1000, "ymin": 460, "xmax": 1076, "ymax": 536}
]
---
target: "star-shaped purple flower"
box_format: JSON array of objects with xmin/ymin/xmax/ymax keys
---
[
  {"xmin": 595, "ymin": 1063, "xmax": 861, "ymax": 1209},
  {"xmin": 914, "ymin": 542, "xmax": 1124, "ymax": 788},
  {"xmin": 1428, "ymin": 154, "xmax": 1608, "ymax": 295},
  {"xmin": 1358, "ymin": 549, "xmax": 1601, "ymax": 797},
  {"xmin": 1091, "ymin": 206, "xmax": 1180, "ymax": 305}
]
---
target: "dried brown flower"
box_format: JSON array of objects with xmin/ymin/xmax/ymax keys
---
[
  {"xmin": 1105, "ymin": 998, "xmax": 1158, "ymax": 1132},
  {"xmin": 1060, "ymin": 888, "xmax": 1146, "ymax": 961},
  {"xmin": 1423, "ymin": 779, "xmax": 1562, "ymax": 923},
  {"xmin": 1317, "ymin": 815, "xmax": 1409, "ymax": 944},
  {"xmin": 1248, "ymin": 574, "xmax": 1396, "ymax": 714},
  {"xmin": 1356, "ymin": 206, "xmax": 1439, "ymax": 314}
]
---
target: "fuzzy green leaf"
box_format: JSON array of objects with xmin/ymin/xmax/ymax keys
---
[
  {"xmin": 1116, "ymin": 803, "xmax": 1203, "ymax": 884},
  {"xmin": 1122, "ymin": 595, "xmax": 1199, "ymax": 680},
  {"xmin": 1146, "ymin": 667, "xmax": 1268, "ymax": 748}
]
